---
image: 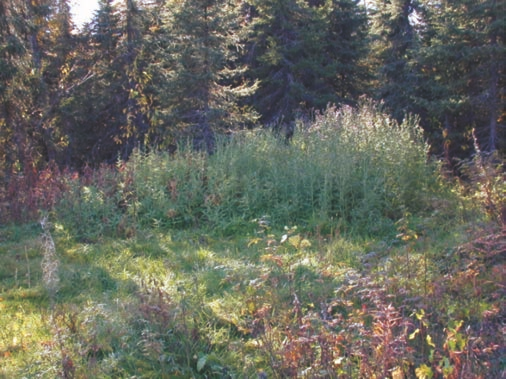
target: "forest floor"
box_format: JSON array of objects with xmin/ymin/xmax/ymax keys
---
[{"xmin": 0, "ymin": 216, "xmax": 504, "ymax": 378}]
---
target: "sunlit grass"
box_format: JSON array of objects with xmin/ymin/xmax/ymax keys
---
[
  {"xmin": 1, "ymin": 212, "xmax": 504, "ymax": 378},
  {"xmin": 1, "ymin": 103, "xmax": 503, "ymax": 377}
]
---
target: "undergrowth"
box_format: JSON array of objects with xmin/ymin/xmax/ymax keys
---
[
  {"xmin": 0, "ymin": 102, "xmax": 504, "ymax": 378},
  {"xmin": 26, "ymin": 100, "xmax": 441, "ymax": 242},
  {"xmin": 1, "ymin": 217, "xmax": 504, "ymax": 378}
]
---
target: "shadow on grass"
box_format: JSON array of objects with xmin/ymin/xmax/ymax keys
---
[{"xmin": 0, "ymin": 224, "xmax": 140, "ymax": 378}]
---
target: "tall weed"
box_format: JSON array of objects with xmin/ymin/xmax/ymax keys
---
[
  {"xmin": 55, "ymin": 165, "xmax": 122, "ymax": 241},
  {"xmin": 53, "ymin": 100, "xmax": 441, "ymax": 238},
  {"xmin": 204, "ymin": 100, "xmax": 436, "ymax": 236},
  {"xmin": 458, "ymin": 130, "xmax": 505, "ymax": 227}
]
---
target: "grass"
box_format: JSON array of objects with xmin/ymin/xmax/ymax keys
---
[
  {"xmin": 0, "ymin": 102, "xmax": 504, "ymax": 378},
  {"xmin": 0, "ymin": 216, "xmax": 503, "ymax": 378}
]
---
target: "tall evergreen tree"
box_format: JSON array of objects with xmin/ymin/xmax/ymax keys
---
[
  {"xmin": 162, "ymin": 0, "xmax": 258, "ymax": 152},
  {"xmin": 369, "ymin": 0, "xmax": 423, "ymax": 121},
  {"xmin": 0, "ymin": 0, "xmax": 71, "ymax": 170},
  {"xmin": 246, "ymin": 0, "xmax": 369, "ymax": 129},
  {"xmin": 62, "ymin": 0, "xmax": 157, "ymax": 164},
  {"xmin": 39, "ymin": 0, "xmax": 76, "ymax": 163},
  {"xmin": 322, "ymin": 0, "xmax": 370, "ymax": 103},
  {"xmin": 121, "ymin": 0, "xmax": 151, "ymax": 154},
  {"xmin": 415, "ymin": 0, "xmax": 505, "ymax": 156},
  {"xmin": 246, "ymin": 0, "xmax": 320, "ymax": 126},
  {"xmin": 54, "ymin": 0, "xmax": 122, "ymax": 165},
  {"xmin": 0, "ymin": 0, "xmax": 29, "ymax": 185}
]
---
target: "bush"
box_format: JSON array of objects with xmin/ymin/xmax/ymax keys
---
[
  {"xmin": 204, "ymin": 100, "xmax": 436, "ymax": 236},
  {"xmin": 54, "ymin": 165, "xmax": 123, "ymax": 241},
  {"xmin": 54, "ymin": 100, "xmax": 441, "ymax": 238}
]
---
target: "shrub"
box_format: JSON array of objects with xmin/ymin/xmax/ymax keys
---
[
  {"xmin": 204, "ymin": 100, "xmax": 437, "ymax": 236},
  {"xmin": 54, "ymin": 164, "xmax": 123, "ymax": 241},
  {"xmin": 52, "ymin": 99, "xmax": 441, "ymax": 239},
  {"xmin": 457, "ymin": 132, "xmax": 505, "ymax": 227}
]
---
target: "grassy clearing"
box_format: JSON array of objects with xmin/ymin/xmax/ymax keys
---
[
  {"xmin": 1, "ymin": 218, "xmax": 504, "ymax": 378},
  {"xmin": 1, "ymin": 102, "xmax": 504, "ymax": 378}
]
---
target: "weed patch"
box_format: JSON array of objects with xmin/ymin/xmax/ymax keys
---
[{"xmin": 0, "ymin": 102, "xmax": 504, "ymax": 377}]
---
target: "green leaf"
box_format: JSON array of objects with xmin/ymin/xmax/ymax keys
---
[{"xmin": 197, "ymin": 355, "xmax": 207, "ymax": 372}]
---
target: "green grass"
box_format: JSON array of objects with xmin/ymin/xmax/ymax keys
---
[
  {"xmin": 1, "ymin": 102, "xmax": 504, "ymax": 378},
  {"xmin": 0, "ymin": 215, "xmax": 504, "ymax": 378}
]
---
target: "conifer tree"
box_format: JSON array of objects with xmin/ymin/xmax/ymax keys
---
[
  {"xmin": 116, "ymin": 0, "xmax": 151, "ymax": 156},
  {"xmin": 246, "ymin": 0, "xmax": 319, "ymax": 126},
  {"xmin": 0, "ymin": 0, "xmax": 72, "ymax": 170},
  {"xmin": 162, "ymin": 0, "xmax": 258, "ymax": 152},
  {"xmin": 415, "ymin": 0, "xmax": 505, "ymax": 155},
  {"xmin": 39, "ymin": 0, "xmax": 76, "ymax": 163},
  {"xmin": 369, "ymin": 0, "xmax": 423, "ymax": 121},
  {"xmin": 0, "ymin": 0, "xmax": 28, "ymax": 184},
  {"xmin": 63, "ymin": 0, "xmax": 156, "ymax": 163},
  {"xmin": 56, "ymin": 0, "xmax": 123, "ymax": 164},
  {"xmin": 322, "ymin": 0, "xmax": 370, "ymax": 103},
  {"xmin": 246, "ymin": 0, "xmax": 369, "ymax": 129}
]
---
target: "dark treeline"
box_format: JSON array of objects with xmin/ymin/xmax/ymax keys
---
[{"xmin": 0, "ymin": 0, "xmax": 504, "ymax": 181}]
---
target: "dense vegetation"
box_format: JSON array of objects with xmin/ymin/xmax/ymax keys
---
[
  {"xmin": 0, "ymin": 1, "xmax": 504, "ymax": 205},
  {"xmin": 0, "ymin": 0, "xmax": 504, "ymax": 377},
  {"xmin": 1, "ymin": 104, "xmax": 504, "ymax": 377}
]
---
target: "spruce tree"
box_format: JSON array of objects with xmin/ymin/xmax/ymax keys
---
[
  {"xmin": 61, "ymin": 0, "xmax": 124, "ymax": 164},
  {"xmin": 0, "ymin": 0, "xmax": 72, "ymax": 169},
  {"xmin": 369, "ymin": 0, "xmax": 423, "ymax": 121},
  {"xmin": 246, "ymin": 0, "xmax": 320, "ymax": 126},
  {"xmin": 322, "ymin": 0, "xmax": 370, "ymax": 103},
  {"xmin": 246, "ymin": 0, "xmax": 369, "ymax": 130},
  {"xmin": 119, "ymin": 0, "xmax": 151, "ymax": 156},
  {"xmin": 40, "ymin": 0, "xmax": 76, "ymax": 164},
  {"xmin": 63, "ymin": 0, "xmax": 157, "ymax": 164},
  {"xmin": 0, "ymin": 0, "xmax": 28, "ymax": 184},
  {"xmin": 162, "ymin": 0, "xmax": 258, "ymax": 152},
  {"xmin": 415, "ymin": 0, "xmax": 505, "ymax": 155}
]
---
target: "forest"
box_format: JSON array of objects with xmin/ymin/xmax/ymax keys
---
[
  {"xmin": 0, "ymin": 0, "xmax": 504, "ymax": 182},
  {"xmin": 0, "ymin": 0, "xmax": 505, "ymax": 378}
]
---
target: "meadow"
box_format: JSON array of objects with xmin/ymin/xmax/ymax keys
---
[{"xmin": 1, "ymin": 102, "xmax": 504, "ymax": 378}]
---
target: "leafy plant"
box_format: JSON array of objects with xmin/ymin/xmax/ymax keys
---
[
  {"xmin": 1, "ymin": 103, "xmax": 504, "ymax": 378},
  {"xmin": 458, "ymin": 130, "xmax": 506, "ymax": 227}
]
